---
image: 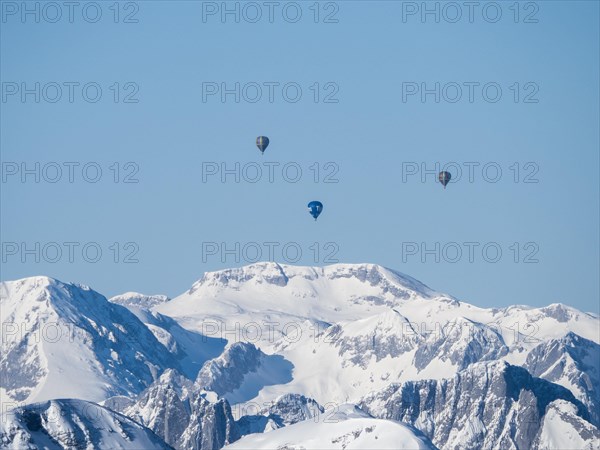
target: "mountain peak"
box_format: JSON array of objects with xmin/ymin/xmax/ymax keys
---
[
  {"xmin": 1, "ymin": 275, "xmax": 62, "ymax": 302},
  {"xmin": 1, "ymin": 275, "xmax": 109, "ymax": 319},
  {"xmin": 110, "ymin": 292, "xmax": 171, "ymax": 309},
  {"xmin": 187, "ymin": 262, "xmax": 435, "ymax": 300},
  {"xmin": 539, "ymin": 303, "xmax": 580, "ymax": 322},
  {"xmin": 1, "ymin": 276, "xmax": 178, "ymax": 404}
]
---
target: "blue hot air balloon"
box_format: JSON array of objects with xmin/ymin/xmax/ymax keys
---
[
  {"xmin": 256, "ymin": 136, "xmax": 269, "ymax": 155},
  {"xmin": 308, "ymin": 201, "xmax": 323, "ymax": 221},
  {"xmin": 438, "ymin": 171, "xmax": 451, "ymax": 189}
]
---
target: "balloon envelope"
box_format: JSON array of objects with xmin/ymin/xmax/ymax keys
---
[
  {"xmin": 256, "ymin": 136, "xmax": 269, "ymax": 153},
  {"xmin": 307, "ymin": 201, "xmax": 323, "ymax": 220},
  {"xmin": 438, "ymin": 171, "xmax": 451, "ymax": 188}
]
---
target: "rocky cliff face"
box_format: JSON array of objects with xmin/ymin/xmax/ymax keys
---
[
  {"xmin": 123, "ymin": 369, "xmax": 239, "ymax": 450},
  {"xmin": 525, "ymin": 331, "xmax": 599, "ymax": 427},
  {"xmin": 196, "ymin": 343, "xmax": 264, "ymax": 395},
  {"xmin": 179, "ymin": 395, "xmax": 240, "ymax": 450},
  {"xmin": 0, "ymin": 399, "xmax": 171, "ymax": 450},
  {"xmin": 360, "ymin": 361, "xmax": 598, "ymax": 450},
  {"xmin": 237, "ymin": 393, "xmax": 324, "ymax": 436}
]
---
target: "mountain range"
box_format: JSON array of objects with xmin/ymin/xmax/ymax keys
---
[{"xmin": 1, "ymin": 263, "xmax": 598, "ymax": 449}]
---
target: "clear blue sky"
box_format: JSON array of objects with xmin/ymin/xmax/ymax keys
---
[{"xmin": 1, "ymin": 1, "xmax": 598, "ymax": 313}]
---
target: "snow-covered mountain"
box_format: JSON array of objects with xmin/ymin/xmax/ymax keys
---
[
  {"xmin": 359, "ymin": 360, "xmax": 598, "ymax": 450},
  {"xmin": 151, "ymin": 263, "xmax": 598, "ymax": 407},
  {"xmin": 0, "ymin": 399, "xmax": 171, "ymax": 449},
  {"xmin": 156, "ymin": 263, "xmax": 440, "ymax": 331},
  {"xmin": 525, "ymin": 332, "xmax": 599, "ymax": 427},
  {"xmin": 0, "ymin": 277, "xmax": 177, "ymax": 405},
  {"xmin": 1, "ymin": 262, "xmax": 599, "ymax": 449},
  {"xmin": 224, "ymin": 404, "xmax": 438, "ymax": 450}
]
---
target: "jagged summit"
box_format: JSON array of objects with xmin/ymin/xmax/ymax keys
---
[
  {"xmin": 359, "ymin": 359, "xmax": 598, "ymax": 450},
  {"xmin": 110, "ymin": 291, "xmax": 171, "ymax": 309},
  {"xmin": 0, "ymin": 399, "xmax": 170, "ymax": 450}
]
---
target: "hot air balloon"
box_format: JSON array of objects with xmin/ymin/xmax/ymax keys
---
[
  {"xmin": 438, "ymin": 171, "xmax": 451, "ymax": 189},
  {"xmin": 308, "ymin": 201, "xmax": 323, "ymax": 221},
  {"xmin": 256, "ymin": 136, "xmax": 269, "ymax": 155}
]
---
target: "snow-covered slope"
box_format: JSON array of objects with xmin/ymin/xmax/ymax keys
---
[
  {"xmin": 224, "ymin": 404, "xmax": 438, "ymax": 450},
  {"xmin": 0, "ymin": 277, "xmax": 177, "ymax": 404},
  {"xmin": 0, "ymin": 399, "xmax": 171, "ymax": 449},
  {"xmin": 152, "ymin": 263, "xmax": 599, "ymax": 407},
  {"xmin": 119, "ymin": 306, "xmax": 226, "ymax": 380},
  {"xmin": 155, "ymin": 263, "xmax": 441, "ymax": 344},
  {"xmin": 535, "ymin": 400, "xmax": 599, "ymax": 450}
]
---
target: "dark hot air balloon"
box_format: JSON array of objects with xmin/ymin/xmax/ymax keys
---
[
  {"xmin": 256, "ymin": 136, "xmax": 269, "ymax": 155},
  {"xmin": 307, "ymin": 201, "xmax": 323, "ymax": 221},
  {"xmin": 439, "ymin": 171, "xmax": 451, "ymax": 189}
]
